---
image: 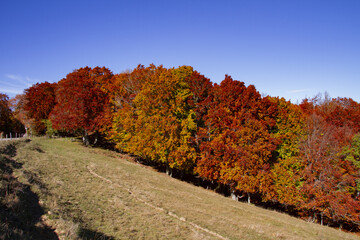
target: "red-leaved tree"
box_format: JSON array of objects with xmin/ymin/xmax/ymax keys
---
[
  {"xmin": 50, "ymin": 66, "xmax": 113, "ymax": 145},
  {"xmin": 23, "ymin": 82, "xmax": 57, "ymax": 135},
  {"xmin": 196, "ymin": 75, "xmax": 279, "ymax": 203}
]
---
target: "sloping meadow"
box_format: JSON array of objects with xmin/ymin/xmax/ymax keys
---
[{"xmin": 1, "ymin": 137, "xmax": 358, "ymax": 240}]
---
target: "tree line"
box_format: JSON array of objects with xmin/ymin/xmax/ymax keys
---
[{"xmin": 2, "ymin": 65, "xmax": 359, "ymax": 231}]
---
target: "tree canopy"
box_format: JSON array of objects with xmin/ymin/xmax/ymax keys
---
[{"xmin": 12, "ymin": 64, "xmax": 360, "ymax": 231}]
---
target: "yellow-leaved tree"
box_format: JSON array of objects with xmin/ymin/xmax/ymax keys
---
[{"xmin": 107, "ymin": 65, "xmax": 198, "ymax": 176}]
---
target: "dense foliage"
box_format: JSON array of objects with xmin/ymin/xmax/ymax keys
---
[
  {"xmin": 50, "ymin": 67, "xmax": 113, "ymax": 145},
  {"xmin": 0, "ymin": 93, "xmax": 25, "ymax": 136},
  {"xmin": 13, "ymin": 64, "xmax": 360, "ymax": 231},
  {"xmin": 23, "ymin": 82, "xmax": 57, "ymax": 135}
]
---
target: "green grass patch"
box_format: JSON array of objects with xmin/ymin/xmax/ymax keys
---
[{"xmin": 1, "ymin": 138, "xmax": 359, "ymax": 239}]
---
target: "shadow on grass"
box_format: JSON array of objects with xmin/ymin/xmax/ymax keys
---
[
  {"xmin": 0, "ymin": 141, "xmax": 59, "ymax": 240},
  {"xmin": 78, "ymin": 228, "xmax": 115, "ymax": 240},
  {"xmin": 1, "ymin": 140, "xmax": 115, "ymax": 240},
  {"xmin": 0, "ymin": 143, "xmax": 17, "ymax": 157},
  {"xmin": 0, "ymin": 184, "xmax": 59, "ymax": 239}
]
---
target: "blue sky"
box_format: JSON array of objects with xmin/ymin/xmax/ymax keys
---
[{"xmin": 1, "ymin": 0, "xmax": 359, "ymax": 103}]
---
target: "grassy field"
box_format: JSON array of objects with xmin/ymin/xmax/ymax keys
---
[{"xmin": 1, "ymin": 138, "xmax": 359, "ymax": 240}]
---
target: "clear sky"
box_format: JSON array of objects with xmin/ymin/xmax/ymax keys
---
[{"xmin": 1, "ymin": 0, "xmax": 359, "ymax": 103}]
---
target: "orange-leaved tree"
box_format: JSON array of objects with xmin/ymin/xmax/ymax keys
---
[
  {"xmin": 185, "ymin": 70, "xmax": 213, "ymax": 153},
  {"xmin": 104, "ymin": 64, "xmax": 154, "ymax": 146},
  {"xmin": 0, "ymin": 93, "xmax": 13, "ymax": 135},
  {"xmin": 0, "ymin": 93, "xmax": 25, "ymax": 136},
  {"xmin": 297, "ymin": 95, "xmax": 360, "ymax": 228}
]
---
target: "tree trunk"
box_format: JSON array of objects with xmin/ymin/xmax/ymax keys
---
[
  {"xmin": 320, "ymin": 212, "xmax": 324, "ymax": 226},
  {"xmin": 93, "ymin": 131, "xmax": 99, "ymax": 145},
  {"xmin": 247, "ymin": 192, "xmax": 251, "ymax": 204},
  {"xmin": 312, "ymin": 212, "xmax": 316, "ymax": 223},
  {"xmin": 83, "ymin": 130, "xmax": 90, "ymax": 146},
  {"xmin": 231, "ymin": 191, "xmax": 239, "ymax": 201},
  {"xmin": 166, "ymin": 165, "xmax": 173, "ymax": 177},
  {"xmin": 180, "ymin": 171, "xmax": 184, "ymax": 181}
]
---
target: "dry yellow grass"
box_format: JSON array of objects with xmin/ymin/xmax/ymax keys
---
[{"xmin": 4, "ymin": 138, "xmax": 360, "ymax": 239}]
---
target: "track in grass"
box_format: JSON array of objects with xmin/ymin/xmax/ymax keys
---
[{"xmin": 87, "ymin": 165, "xmax": 228, "ymax": 240}]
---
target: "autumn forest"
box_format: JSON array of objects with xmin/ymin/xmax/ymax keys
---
[{"xmin": 1, "ymin": 65, "xmax": 360, "ymax": 231}]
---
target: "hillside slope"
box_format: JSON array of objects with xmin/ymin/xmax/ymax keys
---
[{"xmin": 2, "ymin": 138, "xmax": 359, "ymax": 239}]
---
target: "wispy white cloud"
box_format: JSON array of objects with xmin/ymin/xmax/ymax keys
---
[
  {"xmin": 1, "ymin": 74, "xmax": 41, "ymax": 97},
  {"xmin": 4, "ymin": 74, "xmax": 38, "ymax": 87},
  {"xmin": 5, "ymin": 74, "xmax": 24, "ymax": 81},
  {"xmin": 0, "ymin": 80, "xmax": 23, "ymax": 88},
  {"xmin": 0, "ymin": 88, "xmax": 23, "ymax": 94},
  {"xmin": 287, "ymin": 89, "xmax": 312, "ymax": 94}
]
